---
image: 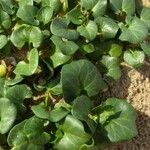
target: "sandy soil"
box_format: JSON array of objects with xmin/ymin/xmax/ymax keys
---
[
  {"xmin": 103, "ymin": 62, "xmax": 150, "ymax": 150},
  {"xmin": 137, "ymin": 0, "xmax": 150, "ymax": 6}
]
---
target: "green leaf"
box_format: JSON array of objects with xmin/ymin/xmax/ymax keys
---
[
  {"xmin": 50, "ymin": 17, "xmax": 79, "ymax": 40},
  {"xmin": 29, "ymin": 26, "xmax": 43, "ymax": 48},
  {"xmin": 50, "ymin": 49, "xmax": 71, "ymax": 68},
  {"xmin": 6, "ymin": 84, "xmax": 32, "ymax": 111},
  {"xmin": 49, "ymin": 82, "xmax": 62, "ymax": 95},
  {"xmin": 5, "ymin": 75, "xmax": 24, "ymax": 86},
  {"xmin": 37, "ymin": 6, "xmax": 53, "ymax": 25},
  {"xmin": 14, "ymin": 48, "xmax": 39, "ymax": 76},
  {"xmin": 0, "ymin": 10, "xmax": 11, "ymax": 29},
  {"xmin": 123, "ymin": 50, "xmax": 145, "ymax": 68},
  {"xmin": 140, "ymin": 7, "xmax": 150, "ymax": 30},
  {"xmin": 80, "ymin": 0, "xmax": 107, "ymax": 17},
  {"xmin": 99, "ymin": 98, "xmax": 137, "ymax": 142},
  {"xmin": 80, "ymin": 139, "xmax": 95, "ymax": 150},
  {"xmin": 49, "ymin": 101, "xmax": 71, "ymax": 122},
  {"xmin": 11, "ymin": 25, "xmax": 43, "ymax": 48},
  {"xmin": 101, "ymin": 55, "xmax": 121, "ymax": 80},
  {"xmin": 55, "ymin": 115, "xmax": 91, "ymax": 150},
  {"xmin": 110, "ymin": 0, "xmax": 135, "ymax": 15},
  {"xmin": 82, "ymin": 43, "xmax": 95, "ymax": 53},
  {"xmin": 0, "ymin": 35, "xmax": 8, "ymax": 49},
  {"xmin": 65, "ymin": 6, "xmax": 83, "ymax": 25},
  {"xmin": 92, "ymin": 0, "xmax": 107, "ymax": 18},
  {"xmin": 141, "ymin": 43, "xmax": 150, "ymax": 57},
  {"xmin": 23, "ymin": 117, "xmax": 50, "ymax": 145},
  {"xmin": 109, "ymin": 44, "xmax": 122, "ymax": 57},
  {"xmin": 32, "ymin": 102, "xmax": 70, "ymax": 122},
  {"xmin": 51, "ymin": 35, "xmax": 79, "ymax": 55},
  {"xmin": 95, "ymin": 17, "xmax": 119, "ymax": 39},
  {"xmin": 71, "ymin": 95, "xmax": 97, "ymax": 133},
  {"xmin": 61, "ymin": 59, "xmax": 106, "ymax": 102},
  {"xmin": 77, "ymin": 21, "xmax": 98, "ymax": 41},
  {"xmin": 81, "ymin": 43, "xmax": 95, "ymax": 54},
  {"xmin": 10, "ymin": 25, "xmax": 28, "ymax": 48},
  {"xmin": 31, "ymin": 103, "xmax": 50, "ymax": 119},
  {"xmin": 41, "ymin": 0, "xmax": 61, "ymax": 13},
  {"xmin": 49, "ymin": 107, "xmax": 70, "ymax": 122},
  {"xmin": 17, "ymin": 5, "xmax": 39, "ymax": 26},
  {"xmin": 72, "ymin": 95, "xmax": 93, "ymax": 121},
  {"xmin": 80, "ymin": 0, "xmax": 107, "ymax": 18},
  {"xmin": 7, "ymin": 120, "xmax": 28, "ymax": 148},
  {"xmin": 17, "ymin": 0, "xmax": 33, "ymax": 7},
  {"xmin": 8, "ymin": 117, "xmax": 50, "ymax": 149},
  {"xmin": 119, "ymin": 17, "xmax": 148, "ymax": 44},
  {"xmin": 0, "ymin": 98, "xmax": 17, "ymax": 134},
  {"xmin": 0, "ymin": 78, "xmax": 5, "ymax": 97},
  {"xmin": 46, "ymin": 75, "xmax": 63, "ymax": 95},
  {"xmin": 0, "ymin": 0, "xmax": 14, "ymax": 15}
]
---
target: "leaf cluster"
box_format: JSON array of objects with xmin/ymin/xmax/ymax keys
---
[{"xmin": 0, "ymin": 0, "xmax": 149, "ymax": 149}]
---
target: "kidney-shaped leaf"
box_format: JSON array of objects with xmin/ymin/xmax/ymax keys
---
[
  {"xmin": 109, "ymin": 44, "xmax": 122, "ymax": 57},
  {"xmin": 0, "ymin": 98, "xmax": 17, "ymax": 134},
  {"xmin": 32, "ymin": 102, "xmax": 70, "ymax": 122},
  {"xmin": 50, "ymin": 17, "xmax": 79, "ymax": 40},
  {"xmin": 48, "ymin": 107, "xmax": 70, "ymax": 122},
  {"xmin": 6, "ymin": 84, "xmax": 32, "ymax": 111},
  {"xmin": 0, "ymin": 0, "xmax": 14, "ymax": 15},
  {"xmin": 11, "ymin": 25, "xmax": 43, "ymax": 48},
  {"xmin": 71, "ymin": 95, "xmax": 97, "ymax": 133},
  {"xmin": 65, "ymin": 6, "xmax": 83, "ymax": 25},
  {"xmin": 37, "ymin": 6, "xmax": 53, "ymax": 25},
  {"xmin": 92, "ymin": 0, "xmax": 107, "ymax": 18},
  {"xmin": 110, "ymin": 0, "xmax": 135, "ymax": 15},
  {"xmin": 80, "ymin": 0, "xmax": 107, "ymax": 18},
  {"xmin": 61, "ymin": 59, "xmax": 106, "ymax": 102},
  {"xmin": 41, "ymin": 0, "xmax": 61, "ymax": 13},
  {"xmin": 119, "ymin": 17, "xmax": 148, "ymax": 44},
  {"xmin": 51, "ymin": 35, "xmax": 79, "ymax": 55},
  {"xmin": 82, "ymin": 43, "xmax": 95, "ymax": 54},
  {"xmin": 50, "ymin": 48, "xmax": 71, "ymax": 68},
  {"xmin": 0, "ymin": 10, "xmax": 11, "ymax": 29},
  {"xmin": 55, "ymin": 115, "xmax": 91, "ymax": 150},
  {"xmin": 99, "ymin": 98, "xmax": 137, "ymax": 142},
  {"xmin": 123, "ymin": 50, "xmax": 145, "ymax": 68},
  {"xmin": 5, "ymin": 75, "xmax": 23, "ymax": 86},
  {"xmin": 10, "ymin": 25, "xmax": 28, "ymax": 48},
  {"xmin": 17, "ymin": 5, "xmax": 39, "ymax": 26},
  {"xmin": 8, "ymin": 116, "xmax": 50, "ymax": 150},
  {"xmin": 101, "ymin": 55, "xmax": 121, "ymax": 80},
  {"xmin": 72, "ymin": 95, "xmax": 93, "ymax": 120},
  {"xmin": 23, "ymin": 117, "xmax": 50, "ymax": 145},
  {"xmin": 29, "ymin": 26, "xmax": 43, "ymax": 48},
  {"xmin": 31, "ymin": 102, "xmax": 50, "ymax": 120},
  {"xmin": 77, "ymin": 20, "xmax": 98, "ymax": 41},
  {"xmin": 14, "ymin": 48, "xmax": 39, "ymax": 76},
  {"xmin": 18, "ymin": 0, "xmax": 34, "ymax": 7},
  {"xmin": 95, "ymin": 17, "xmax": 119, "ymax": 39}
]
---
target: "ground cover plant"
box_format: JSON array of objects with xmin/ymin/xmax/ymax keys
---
[{"xmin": 0, "ymin": 0, "xmax": 150, "ymax": 149}]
